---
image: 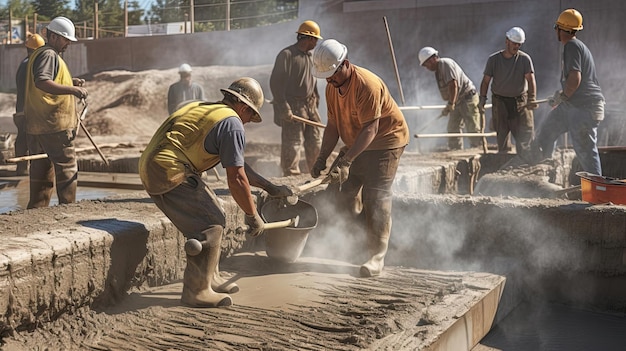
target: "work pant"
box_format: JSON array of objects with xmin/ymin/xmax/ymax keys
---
[
  {"xmin": 149, "ymin": 174, "xmax": 226, "ymax": 241},
  {"xmin": 447, "ymin": 94, "xmax": 481, "ymax": 150},
  {"xmin": 535, "ymin": 99, "xmax": 604, "ymax": 175},
  {"xmin": 491, "ymin": 93, "xmax": 534, "ymax": 158},
  {"xmin": 26, "ymin": 130, "xmax": 78, "ymax": 209},
  {"xmin": 12, "ymin": 112, "xmax": 29, "ymax": 174},
  {"xmin": 329, "ymin": 147, "xmax": 405, "ymax": 261},
  {"xmin": 279, "ymin": 97, "xmax": 322, "ymax": 176}
]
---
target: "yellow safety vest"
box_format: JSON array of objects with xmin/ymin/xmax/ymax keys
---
[
  {"xmin": 24, "ymin": 46, "xmax": 77, "ymax": 135},
  {"xmin": 139, "ymin": 102, "xmax": 238, "ymax": 195}
]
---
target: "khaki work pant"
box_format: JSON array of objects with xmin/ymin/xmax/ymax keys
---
[
  {"xmin": 26, "ymin": 130, "xmax": 78, "ymax": 209},
  {"xmin": 279, "ymin": 97, "xmax": 322, "ymax": 176}
]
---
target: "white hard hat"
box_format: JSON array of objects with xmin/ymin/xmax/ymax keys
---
[
  {"xmin": 179, "ymin": 63, "xmax": 192, "ymax": 73},
  {"xmin": 47, "ymin": 16, "xmax": 77, "ymax": 42},
  {"xmin": 418, "ymin": 46, "xmax": 438, "ymax": 66},
  {"xmin": 506, "ymin": 27, "xmax": 526, "ymax": 44},
  {"xmin": 311, "ymin": 39, "xmax": 348, "ymax": 79}
]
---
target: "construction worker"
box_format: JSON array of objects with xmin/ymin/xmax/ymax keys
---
[
  {"xmin": 25, "ymin": 17, "xmax": 88, "ymax": 208},
  {"xmin": 139, "ymin": 78, "xmax": 292, "ymax": 307},
  {"xmin": 270, "ymin": 20, "xmax": 323, "ymax": 176},
  {"xmin": 310, "ymin": 39, "xmax": 409, "ymax": 278},
  {"xmin": 479, "ymin": 27, "xmax": 538, "ymax": 159},
  {"xmin": 418, "ymin": 46, "xmax": 482, "ymax": 150},
  {"xmin": 532, "ymin": 9, "xmax": 605, "ymax": 175},
  {"xmin": 167, "ymin": 63, "xmax": 205, "ymax": 114},
  {"xmin": 14, "ymin": 32, "xmax": 45, "ymax": 176}
]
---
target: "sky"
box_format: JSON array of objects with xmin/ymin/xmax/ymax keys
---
[{"xmin": 0, "ymin": 0, "xmax": 153, "ymax": 12}]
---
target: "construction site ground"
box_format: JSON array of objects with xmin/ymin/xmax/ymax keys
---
[{"xmin": 1, "ymin": 66, "xmax": 626, "ymax": 350}]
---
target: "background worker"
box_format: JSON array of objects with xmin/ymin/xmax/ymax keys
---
[
  {"xmin": 24, "ymin": 16, "xmax": 88, "ymax": 209},
  {"xmin": 532, "ymin": 9, "xmax": 605, "ymax": 176},
  {"xmin": 14, "ymin": 32, "xmax": 45, "ymax": 176},
  {"xmin": 479, "ymin": 27, "xmax": 538, "ymax": 159},
  {"xmin": 139, "ymin": 78, "xmax": 292, "ymax": 308},
  {"xmin": 310, "ymin": 39, "xmax": 409, "ymax": 278},
  {"xmin": 167, "ymin": 63, "xmax": 205, "ymax": 114},
  {"xmin": 418, "ymin": 46, "xmax": 482, "ymax": 150},
  {"xmin": 270, "ymin": 20, "xmax": 323, "ymax": 176}
]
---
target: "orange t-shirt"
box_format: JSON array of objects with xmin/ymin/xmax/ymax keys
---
[{"xmin": 325, "ymin": 65, "xmax": 409, "ymax": 150}]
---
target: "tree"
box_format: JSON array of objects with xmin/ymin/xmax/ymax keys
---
[{"xmin": 31, "ymin": 0, "xmax": 71, "ymax": 20}]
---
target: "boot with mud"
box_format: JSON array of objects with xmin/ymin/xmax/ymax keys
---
[
  {"xmin": 360, "ymin": 232, "xmax": 390, "ymax": 278},
  {"xmin": 359, "ymin": 198, "xmax": 392, "ymax": 278},
  {"xmin": 213, "ymin": 262, "xmax": 239, "ymax": 294},
  {"xmin": 181, "ymin": 227, "xmax": 232, "ymax": 307}
]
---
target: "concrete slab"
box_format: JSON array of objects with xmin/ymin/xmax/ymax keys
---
[{"xmin": 1, "ymin": 251, "xmax": 504, "ymax": 350}]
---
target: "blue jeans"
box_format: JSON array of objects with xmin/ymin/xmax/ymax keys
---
[{"xmin": 536, "ymin": 100, "xmax": 604, "ymax": 175}]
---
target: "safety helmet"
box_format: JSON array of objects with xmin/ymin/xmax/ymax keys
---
[
  {"xmin": 220, "ymin": 77, "xmax": 264, "ymax": 123},
  {"xmin": 311, "ymin": 39, "xmax": 348, "ymax": 79},
  {"xmin": 179, "ymin": 63, "xmax": 192, "ymax": 73},
  {"xmin": 296, "ymin": 20, "xmax": 322, "ymax": 39},
  {"xmin": 506, "ymin": 27, "xmax": 525, "ymax": 44},
  {"xmin": 555, "ymin": 8, "xmax": 583, "ymax": 32},
  {"xmin": 25, "ymin": 33, "xmax": 45, "ymax": 49},
  {"xmin": 47, "ymin": 16, "xmax": 77, "ymax": 42},
  {"xmin": 418, "ymin": 46, "xmax": 438, "ymax": 66}
]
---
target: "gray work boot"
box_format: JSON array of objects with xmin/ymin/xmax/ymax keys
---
[{"xmin": 181, "ymin": 228, "xmax": 232, "ymax": 307}]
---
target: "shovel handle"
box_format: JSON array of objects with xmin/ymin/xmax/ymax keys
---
[
  {"xmin": 235, "ymin": 217, "xmax": 298, "ymax": 234},
  {"xmin": 295, "ymin": 178, "xmax": 325, "ymax": 193}
]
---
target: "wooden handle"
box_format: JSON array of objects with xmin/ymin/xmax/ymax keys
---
[
  {"xmin": 291, "ymin": 115, "xmax": 326, "ymax": 128},
  {"xmin": 295, "ymin": 178, "xmax": 325, "ymax": 193}
]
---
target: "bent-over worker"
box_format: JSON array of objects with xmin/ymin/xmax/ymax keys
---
[
  {"xmin": 139, "ymin": 78, "xmax": 292, "ymax": 308},
  {"xmin": 310, "ymin": 39, "xmax": 409, "ymax": 278},
  {"xmin": 418, "ymin": 46, "xmax": 482, "ymax": 150}
]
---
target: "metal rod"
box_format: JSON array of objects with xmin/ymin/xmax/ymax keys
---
[
  {"xmin": 414, "ymin": 132, "xmax": 497, "ymax": 138},
  {"xmin": 383, "ymin": 16, "xmax": 405, "ymax": 105},
  {"xmin": 401, "ymin": 103, "xmax": 493, "ymax": 111},
  {"xmin": 292, "ymin": 115, "xmax": 326, "ymax": 128}
]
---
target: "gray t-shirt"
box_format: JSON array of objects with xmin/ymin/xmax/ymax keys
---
[
  {"xmin": 436, "ymin": 58, "xmax": 475, "ymax": 101},
  {"xmin": 562, "ymin": 38, "xmax": 604, "ymax": 106},
  {"xmin": 483, "ymin": 50, "xmax": 534, "ymax": 97},
  {"xmin": 204, "ymin": 116, "xmax": 245, "ymax": 168}
]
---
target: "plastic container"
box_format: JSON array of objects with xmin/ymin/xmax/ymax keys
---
[{"xmin": 577, "ymin": 171, "xmax": 626, "ymax": 205}]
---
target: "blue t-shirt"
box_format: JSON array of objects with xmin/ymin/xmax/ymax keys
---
[{"xmin": 204, "ymin": 116, "xmax": 245, "ymax": 168}]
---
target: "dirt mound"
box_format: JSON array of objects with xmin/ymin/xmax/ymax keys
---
[{"xmin": 0, "ymin": 65, "xmax": 281, "ymax": 147}]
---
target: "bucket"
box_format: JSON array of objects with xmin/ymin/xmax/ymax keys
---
[
  {"xmin": 261, "ymin": 199, "xmax": 318, "ymax": 263},
  {"xmin": 577, "ymin": 171, "xmax": 626, "ymax": 205}
]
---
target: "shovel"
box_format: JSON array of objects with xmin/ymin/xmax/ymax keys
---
[
  {"xmin": 184, "ymin": 216, "xmax": 300, "ymax": 256},
  {"xmin": 284, "ymin": 178, "xmax": 328, "ymax": 205}
]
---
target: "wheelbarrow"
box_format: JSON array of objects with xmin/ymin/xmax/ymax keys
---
[{"xmin": 261, "ymin": 198, "xmax": 318, "ymax": 263}]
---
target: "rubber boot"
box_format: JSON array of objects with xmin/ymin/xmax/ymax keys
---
[
  {"xmin": 359, "ymin": 231, "xmax": 390, "ymax": 278},
  {"xmin": 360, "ymin": 198, "xmax": 392, "ymax": 278},
  {"xmin": 212, "ymin": 262, "xmax": 239, "ymax": 294},
  {"xmin": 181, "ymin": 227, "xmax": 232, "ymax": 307}
]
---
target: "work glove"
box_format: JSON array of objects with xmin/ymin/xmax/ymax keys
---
[
  {"xmin": 478, "ymin": 96, "xmax": 487, "ymax": 113},
  {"xmin": 441, "ymin": 102, "xmax": 455, "ymax": 116},
  {"xmin": 328, "ymin": 156, "xmax": 352, "ymax": 186},
  {"xmin": 548, "ymin": 90, "xmax": 568, "ymax": 107},
  {"xmin": 267, "ymin": 184, "xmax": 293, "ymax": 198},
  {"xmin": 311, "ymin": 156, "xmax": 327, "ymax": 178},
  {"xmin": 527, "ymin": 94, "xmax": 539, "ymax": 110},
  {"xmin": 245, "ymin": 212, "xmax": 265, "ymax": 237}
]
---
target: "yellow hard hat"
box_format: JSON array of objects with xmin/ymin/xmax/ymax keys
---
[
  {"xmin": 556, "ymin": 8, "xmax": 583, "ymax": 32},
  {"xmin": 25, "ymin": 33, "xmax": 45, "ymax": 50},
  {"xmin": 296, "ymin": 20, "xmax": 322, "ymax": 39}
]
